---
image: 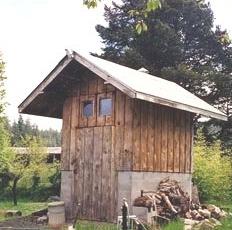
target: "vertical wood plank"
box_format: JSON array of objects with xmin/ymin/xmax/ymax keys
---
[
  {"xmin": 123, "ymin": 96, "xmax": 133, "ymax": 170},
  {"xmin": 185, "ymin": 113, "xmax": 192, "ymax": 173},
  {"xmin": 77, "ymin": 128, "xmax": 85, "ymax": 218},
  {"xmin": 79, "ymin": 95, "xmax": 88, "ymax": 127},
  {"xmin": 161, "ymin": 107, "xmax": 168, "ymax": 172},
  {"xmin": 132, "ymin": 99, "xmax": 141, "ymax": 171},
  {"xmin": 179, "ymin": 111, "xmax": 186, "ymax": 173},
  {"xmin": 167, "ymin": 108, "xmax": 174, "ymax": 172},
  {"xmin": 74, "ymin": 128, "xmax": 82, "ymax": 218},
  {"xmin": 115, "ymin": 90, "xmax": 125, "ymax": 126},
  {"xmin": 110, "ymin": 126, "xmax": 116, "ymax": 221},
  {"xmin": 83, "ymin": 128, "xmax": 94, "ymax": 219},
  {"xmin": 61, "ymin": 97, "xmax": 72, "ymax": 170},
  {"xmin": 115, "ymin": 90, "xmax": 125, "ymax": 170},
  {"xmin": 97, "ymin": 78, "xmax": 107, "ymax": 93},
  {"xmin": 70, "ymin": 96, "xmax": 78, "ymax": 171},
  {"xmin": 147, "ymin": 103, "xmax": 155, "ymax": 171},
  {"xmin": 92, "ymin": 127, "xmax": 103, "ymax": 220},
  {"xmin": 153, "ymin": 105, "xmax": 157, "ymax": 171},
  {"xmin": 140, "ymin": 102, "xmax": 148, "ymax": 171},
  {"xmin": 154, "ymin": 105, "xmax": 162, "ymax": 171},
  {"xmin": 80, "ymin": 77, "xmax": 88, "ymax": 95},
  {"xmin": 88, "ymin": 76, "xmax": 98, "ymax": 95},
  {"xmin": 173, "ymin": 110, "xmax": 180, "ymax": 172},
  {"xmin": 101, "ymin": 126, "xmax": 112, "ymax": 221}
]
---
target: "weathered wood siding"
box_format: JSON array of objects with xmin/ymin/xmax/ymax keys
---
[{"xmin": 61, "ymin": 74, "xmax": 194, "ymax": 221}]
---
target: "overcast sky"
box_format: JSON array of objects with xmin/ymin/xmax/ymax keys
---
[{"xmin": 0, "ymin": 0, "xmax": 231, "ymax": 130}]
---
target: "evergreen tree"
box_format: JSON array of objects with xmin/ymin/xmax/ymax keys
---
[
  {"xmin": 96, "ymin": 0, "xmax": 232, "ymax": 150},
  {"xmin": 11, "ymin": 115, "xmax": 61, "ymax": 147}
]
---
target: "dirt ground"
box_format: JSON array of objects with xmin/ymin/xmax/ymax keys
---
[{"xmin": 0, "ymin": 216, "xmax": 48, "ymax": 229}]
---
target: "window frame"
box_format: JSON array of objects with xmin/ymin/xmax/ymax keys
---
[
  {"xmin": 79, "ymin": 95, "xmax": 96, "ymax": 127},
  {"xmin": 99, "ymin": 97, "xmax": 113, "ymax": 116},
  {"xmin": 97, "ymin": 92, "xmax": 114, "ymax": 126},
  {"xmin": 82, "ymin": 100, "xmax": 94, "ymax": 118}
]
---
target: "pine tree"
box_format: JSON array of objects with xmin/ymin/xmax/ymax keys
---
[{"xmin": 96, "ymin": 0, "xmax": 232, "ymax": 150}]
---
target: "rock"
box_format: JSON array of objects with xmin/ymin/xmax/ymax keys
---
[
  {"xmin": 210, "ymin": 207, "xmax": 221, "ymax": 219},
  {"xmin": 190, "ymin": 210, "xmax": 199, "ymax": 218},
  {"xmin": 5, "ymin": 210, "xmax": 22, "ymax": 218},
  {"xmin": 184, "ymin": 219, "xmax": 197, "ymax": 226},
  {"xmin": 36, "ymin": 215, "xmax": 48, "ymax": 224},
  {"xmin": 185, "ymin": 225, "xmax": 193, "ymax": 230},
  {"xmin": 185, "ymin": 211, "xmax": 192, "ymax": 219},
  {"xmin": 198, "ymin": 209, "xmax": 211, "ymax": 219},
  {"xmin": 219, "ymin": 210, "xmax": 227, "ymax": 218},
  {"xmin": 208, "ymin": 218, "xmax": 222, "ymax": 226},
  {"xmin": 207, "ymin": 205, "xmax": 217, "ymax": 213},
  {"xmin": 194, "ymin": 219, "xmax": 215, "ymax": 230}
]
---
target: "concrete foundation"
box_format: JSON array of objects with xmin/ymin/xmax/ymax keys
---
[
  {"xmin": 117, "ymin": 171, "xmax": 192, "ymax": 220},
  {"xmin": 60, "ymin": 170, "xmax": 75, "ymax": 220}
]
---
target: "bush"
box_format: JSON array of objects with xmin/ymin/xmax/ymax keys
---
[{"xmin": 193, "ymin": 130, "xmax": 232, "ymax": 202}]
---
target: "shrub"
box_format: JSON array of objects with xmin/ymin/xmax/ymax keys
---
[{"xmin": 193, "ymin": 130, "xmax": 232, "ymax": 202}]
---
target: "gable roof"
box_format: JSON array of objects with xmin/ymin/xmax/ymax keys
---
[{"xmin": 18, "ymin": 50, "xmax": 227, "ymax": 121}]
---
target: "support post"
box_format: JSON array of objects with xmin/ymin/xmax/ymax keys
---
[{"xmin": 121, "ymin": 198, "xmax": 128, "ymax": 230}]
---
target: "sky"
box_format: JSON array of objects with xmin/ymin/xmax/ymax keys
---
[{"xmin": 0, "ymin": 0, "xmax": 231, "ymax": 131}]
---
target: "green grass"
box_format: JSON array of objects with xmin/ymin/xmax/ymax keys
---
[
  {"xmin": 75, "ymin": 220, "xmax": 117, "ymax": 230},
  {"xmin": 161, "ymin": 220, "xmax": 184, "ymax": 230},
  {"xmin": 0, "ymin": 199, "xmax": 47, "ymax": 221},
  {"xmin": 216, "ymin": 217, "xmax": 232, "ymax": 230}
]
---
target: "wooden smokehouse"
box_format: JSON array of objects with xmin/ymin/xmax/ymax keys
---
[{"xmin": 19, "ymin": 50, "xmax": 227, "ymax": 222}]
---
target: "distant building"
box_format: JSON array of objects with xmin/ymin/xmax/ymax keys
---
[{"xmin": 12, "ymin": 147, "xmax": 61, "ymax": 163}]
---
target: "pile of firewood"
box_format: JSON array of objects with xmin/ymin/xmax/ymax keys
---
[{"xmin": 133, "ymin": 178, "xmax": 227, "ymax": 223}]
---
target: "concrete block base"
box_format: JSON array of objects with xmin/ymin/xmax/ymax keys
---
[
  {"xmin": 60, "ymin": 170, "xmax": 75, "ymax": 220},
  {"xmin": 117, "ymin": 171, "xmax": 192, "ymax": 219}
]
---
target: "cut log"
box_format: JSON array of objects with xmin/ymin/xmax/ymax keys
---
[{"xmin": 5, "ymin": 210, "xmax": 22, "ymax": 217}]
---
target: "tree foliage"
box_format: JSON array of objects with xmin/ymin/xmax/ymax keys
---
[
  {"xmin": 96, "ymin": 0, "xmax": 232, "ymax": 150},
  {"xmin": 0, "ymin": 53, "xmax": 6, "ymax": 115},
  {"xmin": 83, "ymin": 0, "xmax": 161, "ymax": 33},
  {"xmin": 10, "ymin": 115, "xmax": 61, "ymax": 147},
  {"xmin": 0, "ymin": 53, "xmax": 12, "ymax": 191},
  {"xmin": 1, "ymin": 136, "xmax": 48, "ymax": 205},
  {"xmin": 193, "ymin": 130, "xmax": 232, "ymax": 202}
]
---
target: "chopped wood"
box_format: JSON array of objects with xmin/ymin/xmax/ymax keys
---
[
  {"xmin": 161, "ymin": 193, "xmax": 178, "ymax": 214},
  {"xmin": 133, "ymin": 178, "xmax": 227, "ymax": 223}
]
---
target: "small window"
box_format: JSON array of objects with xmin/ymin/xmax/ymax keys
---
[
  {"xmin": 83, "ymin": 100, "xmax": 93, "ymax": 117},
  {"xmin": 99, "ymin": 98, "xmax": 112, "ymax": 116}
]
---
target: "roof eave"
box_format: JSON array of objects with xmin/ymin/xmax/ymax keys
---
[{"xmin": 136, "ymin": 92, "xmax": 228, "ymax": 121}]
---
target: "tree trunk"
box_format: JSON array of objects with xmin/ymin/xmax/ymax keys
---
[{"xmin": 12, "ymin": 177, "xmax": 19, "ymax": 206}]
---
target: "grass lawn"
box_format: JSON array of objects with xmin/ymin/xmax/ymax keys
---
[
  {"xmin": 75, "ymin": 220, "xmax": 117, "ymax": 230},
  {"xmin": 0, "ymin": 199, "xmax": 47, "ymax": 221}
]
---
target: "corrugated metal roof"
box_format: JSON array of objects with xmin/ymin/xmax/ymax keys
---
[{"xmin": 18, "ymin": 50, "xmax": 227, "ymax": 121}]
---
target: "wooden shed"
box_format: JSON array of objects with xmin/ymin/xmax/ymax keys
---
[{"xmin": 19, "ymin": 50, "xmax": 227, "ymax": 222}]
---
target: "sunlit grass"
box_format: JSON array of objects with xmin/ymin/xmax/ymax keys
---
[{"xmin": 0, "ymin": 199, "xmax": 47, "ymax": 221}]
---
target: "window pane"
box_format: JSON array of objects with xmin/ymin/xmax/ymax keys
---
[
  {"xmin": 100, "ymin": 98, "xmax": 112, "ymax": 116},
  {"xmin": 83, "ymin": 100, "xmax": 93, "ymax": 117}
]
